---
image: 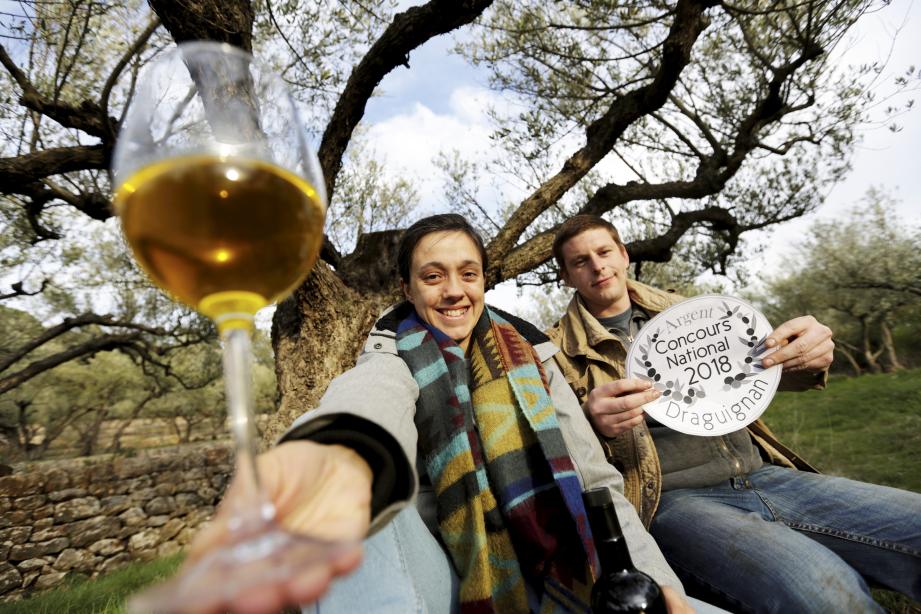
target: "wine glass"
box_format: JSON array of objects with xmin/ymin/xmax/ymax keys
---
[{"xmin": 111, "ymin": 41, "xmax": 348, "ymax": 612}]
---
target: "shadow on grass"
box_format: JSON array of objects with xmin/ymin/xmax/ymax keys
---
[{"xmin": 0, "ymin": 554, "xmax": 183, "ymax": 614}]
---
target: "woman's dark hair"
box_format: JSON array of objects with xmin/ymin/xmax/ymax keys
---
[{"xmin": 397, "ymin": 214, "xmax": 488, "ymax": 282}]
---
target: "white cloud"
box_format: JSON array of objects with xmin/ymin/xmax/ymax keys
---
[
  {"xmin": 363, "ymin": 94, "xmax": 489, "ymax": 207},
  {"xmin": 485, "ymin": 280, "xmax": 521, "ymax": 313},
  {"xmin": 448, "ymin": 85, "xmax": 504, "ymax": 122},
  {"xmin": 360, "ymin": 85, "xmax": 523, "ymax": 215}
]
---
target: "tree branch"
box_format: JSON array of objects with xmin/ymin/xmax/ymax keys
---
[
  {"xmin": 650, "ymin": 111, "xmax": 707, "ymax": 160},
  {"xmin": 721, "ymin": 45, "xmax": 823, "ymax": 174},
  {"xmin": 0, "ymin": 280, "xmax": 48, "ymax": 301},
  {"xmin": 147, "ymin": 0, "xmax": 254, "ymax": 51},
  {"xmin": 98, "ymin": 17, "xmax": 162, "ymax": 138},
  {"xmin": 0, "ymin": 332, "xmax": 146, "ymax": 396},
  {"xmin": 0, "ymin": 313, "xmax": 168, "ymax": 375},
  {"xmin": 668, "ymin": 94, "xmax": 725, "ymax": 155},
  {"xmin": 485, "ymin": 3, "xmax": 830, "ymax": 287},
  {"xmin": 0, "ymin": 44, "xmax": 118, "ymax": 139},
  {"xmin": 486, "ymin": 0, "xmax": 717, "ymax": 281},
  {"xmin": 37, "ymin": 179, "xmax": 112, "ymax": 221},
  {"xmin": 0, "ymin": 145, "xmax": 109, "ymax": 195},
  {"xmin": 318, "ymin": 0, "xmax": 494, "ymax": 201},
  {"xmin": 496, "ymin": 205, "xmax": 740, "ymax": 283},
  {"xmin": 839, "ymin": 280, "xmax": 921, "ymax": 298}
]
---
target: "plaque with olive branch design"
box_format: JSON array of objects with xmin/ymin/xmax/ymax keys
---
[{"xmin": 626, "ymin": 295, "xmax": 782, "ymax": 436}]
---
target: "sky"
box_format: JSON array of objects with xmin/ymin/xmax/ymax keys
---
[{"xmin": 350, "ymin": 0, "xmax": 921, "ymax": 314}]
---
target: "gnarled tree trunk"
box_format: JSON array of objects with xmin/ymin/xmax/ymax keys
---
[
  {"xmin": 858, "ymin": 316, "xmax": 883, "ymax": 374},
  {"xmin": 268, "ymin": 262, "xmax": 399, "ymax": 442},
  {"xmin": 879, "ymin": 320, "xmax": 904, "ymax": 373},
  {"xmin": 833, "ymin": 343, "xmax": 863, "ymax": 377},
  {"xmin": 143, "ymin": 0, "xmax": 489, "ymax": 441}
]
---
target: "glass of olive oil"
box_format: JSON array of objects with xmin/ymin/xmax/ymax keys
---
[{"xmin": 112, "ymin": 42, "xmax": 343, "ymax": 612}]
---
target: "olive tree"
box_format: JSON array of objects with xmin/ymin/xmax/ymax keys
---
[{"xmin": 0, "ymin": 0, "xmax": 907, "ymax": 438}]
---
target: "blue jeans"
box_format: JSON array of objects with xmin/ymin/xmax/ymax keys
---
[
  {"xmin": 650, "ymin": 464, "xmax": 921, "ymax": 613},
  {"xmin": 302, "ymin": 505, "xmax": 729, "ymax": 613},
  {"xmin": 301, "ymin": 506, "xmax": 460, "ymax": 613}
]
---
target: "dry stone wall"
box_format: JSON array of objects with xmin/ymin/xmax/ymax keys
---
[{"xmin": 0, "ymin": 443, "xmax": 232, "ymax": 601}]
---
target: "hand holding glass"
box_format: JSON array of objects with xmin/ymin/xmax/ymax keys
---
[{"xmin": 112, "ymin": 42, "xmax": 359, "ymax": 612}]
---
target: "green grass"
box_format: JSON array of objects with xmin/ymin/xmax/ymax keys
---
[
  {"xmin": 767, "ymin": 368, "xmax": 921, "ymax": 493},
  {"xmin": 0, "ymin": 554, "xmax": 183, "ymax": 614}
]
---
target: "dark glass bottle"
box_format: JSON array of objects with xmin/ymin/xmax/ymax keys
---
[{"xmin": 583, "ymin": 488, "xmax": 666, "ymax": 614}]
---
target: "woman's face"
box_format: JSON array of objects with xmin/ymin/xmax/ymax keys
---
[{"xmin": 401, "ymin": 230, "xmax": 486, "ymax": 351}]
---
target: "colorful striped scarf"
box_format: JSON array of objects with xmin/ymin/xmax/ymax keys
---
[{"xmin": 396, "ymin": 306, "xmax": 597, "ymax": 613}]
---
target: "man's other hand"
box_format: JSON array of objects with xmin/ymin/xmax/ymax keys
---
[
  {"xmin": 762, "ymin": 315, "xmax": 834, "ymax": 373},
  {"xmin": 585, "ymin": 378, "xmax": 660, "ymax": 437}
]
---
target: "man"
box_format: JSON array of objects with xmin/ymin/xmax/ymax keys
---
[{"xmin": 547, "ymin": 214, "xmax": 921, "ymax": 613}]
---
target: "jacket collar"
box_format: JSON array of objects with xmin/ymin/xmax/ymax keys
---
[{"xmin": 557, "ymin": 279, "xmax": 677, "ymax": 359}]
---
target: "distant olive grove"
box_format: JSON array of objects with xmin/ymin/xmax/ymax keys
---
[
  {"xmin": 0, "ymin": 307, "xmax": 277, "ymax": 464},
  {"xmin": 755, "ymin": 192, "xmax": 921, "ymax": 376}
]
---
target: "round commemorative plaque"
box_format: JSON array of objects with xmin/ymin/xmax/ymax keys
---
[{"xmin": 625, "ymin": 295, "xmax": 782, "ymax": 436}]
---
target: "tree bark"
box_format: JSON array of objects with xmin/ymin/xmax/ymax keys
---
[
  {"xmin": 109, "ymin": 391, "xmax": 158, "ymax": 453},
  {"xmin": 879, "ymin": 320, "xmax": 904, "ymax": 373},
  {"xmin": 13, "ymin": 400, "xmax": 34, "ymax": 456},
  {"xmin": 833, "ymin": 343, "xmax": 863, "ymax": 377},
  {"xmin": 141, "ymin": 0, "xmax": 485, "ymax": 442},
  {"xmin": 147, "ymin": 0, "xmax": 254, "ymax": 51},
  {"xmin": 34, "ymin": 406, "xmax": 92, "ymax": 459},
  {"xmin": 78, "ymin": 407, "xmax": 109, "ymax": 457},
  {"xmin": 858, "ymin": 316, "xmax": 882, "ymax": 374},
  {"xmin": 268, "ymin": 263, "xmax": 398, "ymax": 442}
]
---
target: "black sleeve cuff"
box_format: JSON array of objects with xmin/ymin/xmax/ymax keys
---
[{"xmin": 280, "ymin": 415, "xmax": 413, "ymax": 519}]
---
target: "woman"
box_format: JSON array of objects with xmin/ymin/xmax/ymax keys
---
[{"xmin": 188, "ymin": 214, "xmax": 700, "ymax": 614}]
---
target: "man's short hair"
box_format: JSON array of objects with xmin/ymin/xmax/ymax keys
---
[{"xmin": 552, "ymin": 215, "xmax": 624, "ymax": 271}]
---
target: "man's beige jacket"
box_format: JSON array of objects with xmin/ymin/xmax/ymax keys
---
[{"xmin": 547, "ymin": 279, "xmax": 819, "ymax": 527}]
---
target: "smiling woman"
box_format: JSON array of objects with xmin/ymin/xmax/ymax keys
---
[
  {"xmin": 400, "ymin": 230, "xmax": 486, "ymax": 351},
  {"xmin": 396, "ymin": 214, "xmax": 489, "ymax": 350}
]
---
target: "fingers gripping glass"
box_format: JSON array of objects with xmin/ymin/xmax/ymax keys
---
[{"xmin": 112, "ymin": 42, "xmax": 350, "ymax": 612}]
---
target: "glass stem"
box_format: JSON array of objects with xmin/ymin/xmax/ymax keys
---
[{"xmin": 222, "ymin": 326, "xmax": 274, "ymax": 533}]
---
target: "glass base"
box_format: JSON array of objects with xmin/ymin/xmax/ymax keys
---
[{"xmin": 128, "ymin": 523, "xmax": 359, "ymax": 613}]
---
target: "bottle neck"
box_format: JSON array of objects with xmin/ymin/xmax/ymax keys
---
[
  {"xmin": 583, "ymin": 489, "xmax": 638, "ymax": 575},
  {"xmin": 596, "ymin": 535, "xmax": 635, "ymax": 574}
]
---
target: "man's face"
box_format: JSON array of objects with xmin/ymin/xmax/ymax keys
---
[
  {"xmin": 559, "ymin": 227, "xmax": 631, "ymax": 318},
  {"xmin": 401, "ymin": 230, "xmax": 486, "ymax": 351}
]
